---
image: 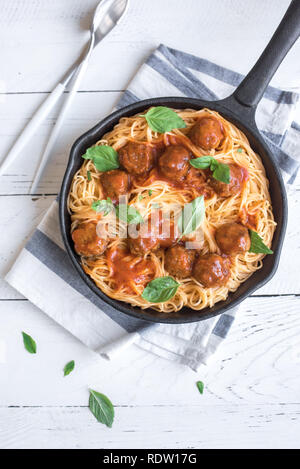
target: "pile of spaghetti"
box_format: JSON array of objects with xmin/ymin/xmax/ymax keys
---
[{"xmin": 68, "ymin": 107, "xmax": 276, "ymax": 313}]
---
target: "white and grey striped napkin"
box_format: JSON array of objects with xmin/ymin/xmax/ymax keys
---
[{"xmin": 5, "ymin": 45, "xmax": 300, "ymax": 372}]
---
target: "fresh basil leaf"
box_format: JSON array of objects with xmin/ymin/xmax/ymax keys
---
[
  {"xmin": 178, "ymin": 196, "xmax": 205, "ymax": 237},
  {"xmin": 82, "ymin": 145, "xmax": 119, "ymax": 172},
  {"xmin": 196, "ymin": 381, "xmax": 204, "ymax": 394},
  {"xmin": 116, "ymin": 204, "xmax": 144, "ymax": 225},
  {"xmin": 190, "ymin": 156, "xmax": 230, "ymax": 184},
  {"xmin": 190, "ymin": 155, "xmax": 213, "ymax": 169},
  {"xmin": 209, "ymin": 158, "xmax": 219, "ymax": 171},
  {"xmin": 92, "ymin": 198, "xmax": 114, "ymax": 216},
  {"xmin": 64, "ymin": 360, "xmax": 75, "ymax": 377},
  {"xmin": 237, "ymin": 148, "xmax": 243, "ymax": 153},
  {"xmin": 87, "ymin": 170, "xmax": 91, "ymax": 181},
  {"xmin": 142, "ymin": 276, "xmax": 180, "ymax": 303},
  {"xmin": 89, "ymin": 389, "xmax": 114, "ymax": 428},
  {"xmin": 212, "ymin": 162, "xmax": 230, "ymax": 184},
  {"xmin": 148, "ymin": 190, "xmax": 153, "ymax": 196},
  {"xmin": 143, "ymin": 106, "xmax": 186, "ymax": 133},
  {"xmin": 22, "ymin": 332, "xmax": 36, "ymax": 354},
  {"xmin": 249, "ymin": 230, "xmax": 273, "ymax": 254}
]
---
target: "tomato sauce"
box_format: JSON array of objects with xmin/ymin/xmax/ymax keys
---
[
  {"xmin": 239, "ymin": 207, "xmax": 259, "ymax": 230},
  {"xmin": 106, "ymin": 246, "xmax": 156, "ymax": 294},
  {"xmin": 130, "ymin": 134, "xmax": 216, "ymax": 199},
  {"xmin": 134, "ymin": 164, "xmax": 214, "ymax": 199}
]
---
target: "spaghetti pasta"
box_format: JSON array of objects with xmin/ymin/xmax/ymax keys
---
[{"xmin": 68, "ymin": 108, "xmax": 276, "ymax": 313}]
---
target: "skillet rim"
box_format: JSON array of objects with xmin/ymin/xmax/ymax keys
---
[{"xmin": 59, "ymin": 96, "xmax": 288, "ymax": 324}]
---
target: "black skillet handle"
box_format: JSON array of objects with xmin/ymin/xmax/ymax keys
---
[{"xmin": 233, "ymin": 0, "xmax": 300, "ymax": 108}]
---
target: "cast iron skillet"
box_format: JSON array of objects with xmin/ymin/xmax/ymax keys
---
[{"xmin": 59, "ymin": 0, "xmax": 300, "ymax": 324}]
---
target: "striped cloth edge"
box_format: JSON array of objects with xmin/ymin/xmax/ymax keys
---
[{"xmin": 5, "ymin": 44, "xmax": 300, "ymax": 372}]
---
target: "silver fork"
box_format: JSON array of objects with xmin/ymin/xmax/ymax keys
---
[{"xmin": 0, "ymin": 0, "xmax": 129, "ymax": 193}]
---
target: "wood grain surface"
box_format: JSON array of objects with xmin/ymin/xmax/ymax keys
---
[{"xmin": 0, "ymin": 0, "xmax": 299, "ymax": 449}]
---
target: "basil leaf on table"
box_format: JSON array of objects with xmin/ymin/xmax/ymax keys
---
[
  {"xmin": 142, "ymin": 277, "xmax": 180, "ymax": 303},
  {"xmin": 249, "ymin": 229, "xmax": 273, "ymax": 254},
  {"xmin": 89, "ymin": 389, "xmax": 114, "ymax": 428},
  {"xmin": 178, "ymin": 196, "xmax": 205, "ymax": 237},
  {"xmin": 92, "ymin": 198, "xmax": 114, "ymax": 216},
  {"xmin": 22, "ymin": 332, "xmax": 37, "ymax": 354},
  {"xmin": 82, "ymin": 145, "xmax": 119, "ymax": 172},
  {"xmin": 63, "ymin": 360, "xmax": 75, "ymax": 377},
  {"xmin": 116, "ymin": 204, "xmax": 144, "ymax": 225},
  {"xmin": 196, "ymin": 381, "xmax": 204, "ymax": 395},
  {"xmin": 142, "ymin": 106, "xmax": 186, "ymax": 133},
  {"xmin": 190, "ymin": 156, "xmax": 230, "ymax": 184}
]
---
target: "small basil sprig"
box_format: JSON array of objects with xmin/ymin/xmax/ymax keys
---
[
  {"xmin": 82, "ymin": 145, "xmax": 119, "ymax": 172},
  {"xmin": 178, "ymin": 196, "xmax": 205, "ymax": 238},
  {"xmin": 89, "ymin": 389, "xmax": 114, "ymax": 428},
  {"xmin": 22, "ymin": 332, "xmax": 37, "ymax": 354},
  {"xmin": 196, "ymin": 381, "xmax": 204, "ymax": 395},
  {"xmin": 142, "ymin": 106, "xmax": 186, "ymax": 133},
  {"xmin": 91, "ymin": 200, "xmax": 143, "ymax": 224},
  {"xmin": 190, "ymin": 156, "xmax": 230, "ymax": 184},
  {"xmin": 142, "ymin": 277, "xmax": 180, "ymax": 303},
  {"xmin": 92, "ymin": 198, "xmax": 114, "ymax": 216},
  {"xmin": 116, "ymin": 204, "xmax": 144, "ymax": 225},
  {"xmin": 249, "ymin": 230, "xmax": 273, "ymax": 254},
  {"xmin": 63, "ymin": 360, "xmax": 75, "ymax": 377}
]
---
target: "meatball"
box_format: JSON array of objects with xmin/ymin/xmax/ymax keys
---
[
  {"xmin": 215, "ymin": 222, "xmax": 250, "ymax": 255},
  {"xmin": 128, "ymin": 235, "xmax": 159, "ymax": 256},
  {"xmin": 158, "ymin": 145, "xmax": 191, "ymax": 182},
  {"xmin": 185, "ymin": 166, "xmax": 206, "ymax": 189},
  {"xmin": 189, "ymin": 116, "xmax": 224, "ymax": 150},
  {"xmin": 165, "ymin": 245, "xmax": 196, "ymax": 278},
  {"xmin": 119, "ymin": 141, "xmax": 156, "ymax": 176},
  {"xmin": 100, "ymin": 169, "xmax": 130, "ymax": 202},
  {"xmin": 158, "ymin": 220, "xmax": 179, "ymax": 248},
  {"xmin": 208, "ymin": 163, "xmax": 247, "ymax": 197},
  {"xmin": 72, "ymin": 222, "xmax": 108, "ymax": 257},
  {"xmin": 185, "ymin": 166, "xmax": 215, "ymax": 198},
  {"xmin": 128, "ymin": 221, "xmax": 159, "ymax": 256},
  {"xmin": 193, "ymin": 253, "xmax": 231, "ymax": 287},
  {"xmin": 128, "ymin": 211, "xmax": 179, "ymax": 255}
]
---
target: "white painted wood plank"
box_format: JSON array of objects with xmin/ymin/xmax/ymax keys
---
[
  {"xmin": 1, "ymin": 0, "xmax": 299, "ymax": 93},
  {"xmin": 1, "ymin": 296, "xmax": 300, "ymax": 406},
  {"xmin": 0, "ymin": 92, "xmax": 121, "ymax": 194},
  {"xmin": 260, "ymin": 187, "xmax": 300, "ymax": 294},
  {"xmin": 1, "ymin": 0, "xmax": 299, "ymax": 450},
  {"xmin": 0, "ymin": 404, "xmax": 299, "ymax": 449}
]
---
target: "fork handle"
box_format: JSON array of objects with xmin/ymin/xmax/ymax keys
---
[
  {"xmin": 0, "ymin": 82, "xmax": 67, "ymax": 176},
  {"xmin": 30, "ymin": 50, "xmax": 93, "ymax": 194}
]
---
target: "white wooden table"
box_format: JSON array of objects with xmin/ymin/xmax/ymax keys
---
[{"xmin": 1, "ymin": 0, "xmax": 300, "ymax": 449}]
